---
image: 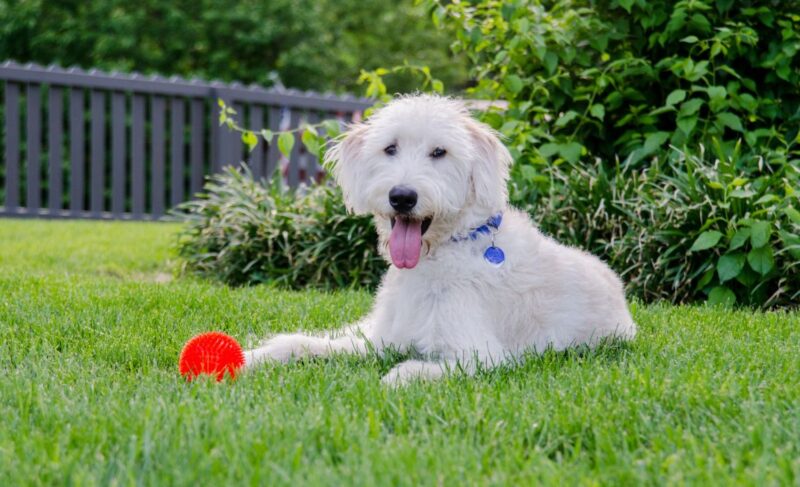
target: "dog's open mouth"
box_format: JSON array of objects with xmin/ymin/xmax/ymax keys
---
[
  {"xmin": 390, "ymin": 216, "xmax": 432, "ymax": 235},
  {"xmin": 389, "ymin": 216, "xmax": 432, "ymax": 269}
]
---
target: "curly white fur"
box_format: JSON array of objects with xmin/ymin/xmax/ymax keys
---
[{"xmin": 245, "ymin": 95, "xmax": 636, "ymax": 385}]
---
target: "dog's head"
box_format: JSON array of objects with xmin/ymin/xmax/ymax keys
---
[{"xmin": 325, "ymin": 95, "xmax": 512, "ymax": 269}]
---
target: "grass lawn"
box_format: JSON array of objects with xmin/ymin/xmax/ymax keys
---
[{"xmin": 1, "ymin": 218, "xmax": 798, "ymax": 485}]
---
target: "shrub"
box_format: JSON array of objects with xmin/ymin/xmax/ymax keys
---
[
  {"xmin": 421, "ymin": 0, "xmax": 800, "ymax": 307},
  {"xmin": 434, "ymin": 0, "xmax": 800, "ymax": 170},
  {"xmin": 533, "ymin": 147, "xmax": 800, "ymax": 307},
  {"xmin": 175, "ymin": 0, "xmax": 800, "ymax": 307},
  {"xmin": 172, "ymin": 167, "xmax": 384, "ymax": 289},
  {"xmin": 175, "ymin": 147, "xmax": 799, "ymax": 306}
]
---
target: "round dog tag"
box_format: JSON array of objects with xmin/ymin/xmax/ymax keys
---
[{"xmin": 483, "ymin": 246, "xmax": 505, "ymax": 267}]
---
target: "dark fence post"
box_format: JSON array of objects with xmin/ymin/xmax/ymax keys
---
[
  {"xmin": 89, "ymin": 89, "xmax": 105, "ymax": 216},
  {"xmin": 48, "ymin": 86, "xmax": 63, "ymax": 213},
  {"xmin": 131, "ymin": 94, "xmax": 146, "ymax": 218},
  {"xmin": 68, "ymin": 87, "xmax": 84, "ymax": 215},
  {"xmin": 170, "ymin": 97, "xmax": 185, "ymax": 207},
  {"xmin": 151, "ymin": 95, "xmax": 166, "ymax": 218},
  {"xmin": 26, "ymin": 84, "xmax": 42, "ymax": 213},
  {"xmin": 111, "ymin": 91, "xmax": 126, "ymax": 216},
  {"xmin": 189, "ymin": 98, "xmax": 204, "ymax": 196},
  {"xmin": 4, "ymin": 82, "xmax": 20, "ymax": 212}
]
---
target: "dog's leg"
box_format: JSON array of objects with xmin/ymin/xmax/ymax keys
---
[
  {"xmin": 381, "ymin": 338, "xmax": 506, "ymax": 386},
  {"xmin": 381, "ymin": 359, "xmax": 455, "ymax": 384},
  {"xmin": 243, "ymin": 322, "xmax": 374, "ymax": 367}
]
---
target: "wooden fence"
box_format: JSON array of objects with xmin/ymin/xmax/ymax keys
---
[{"xmin": 0, "ymin": 61, "xmax": 371, "ymax": 220}]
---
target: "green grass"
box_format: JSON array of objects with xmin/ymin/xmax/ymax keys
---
[{"xmin": 1, "ymin": 218, "xmax": 798, "ymax": 486}]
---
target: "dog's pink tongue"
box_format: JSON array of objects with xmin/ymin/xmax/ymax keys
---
[{"xmin": 389, "ymin": 219, "xmax": 422, "ymax": 269}]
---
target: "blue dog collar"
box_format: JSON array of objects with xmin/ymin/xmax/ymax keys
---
[{"xmin": 450, "ymin": 213, "xmax": 505, "ymax": 267}]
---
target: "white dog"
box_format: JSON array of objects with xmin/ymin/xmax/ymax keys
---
[{"xmin": 245, "ymin": 95, "xmax": 636, "ymax": 385}]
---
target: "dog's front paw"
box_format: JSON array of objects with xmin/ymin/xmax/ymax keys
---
[
  {"xmin": 244, "ymin": 334, "xmax": 319, "ymax": 366},
  {"xmin": 381, "ymin": 360, "xmax": 445, "ymax": 386}
]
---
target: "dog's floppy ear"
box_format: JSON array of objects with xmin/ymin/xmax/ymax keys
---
[
  {"xmin": 465, "ymin": 117, "xmax": 512, "ymax": 210},
  {"xmin": 325, "ymin": 122, "xmax": 370, "ymax": 213}
]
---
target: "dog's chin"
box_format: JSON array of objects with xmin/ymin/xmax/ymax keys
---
[{"xmin": 386, "ymin": 215, "xmax": 433, "ymax": 269}]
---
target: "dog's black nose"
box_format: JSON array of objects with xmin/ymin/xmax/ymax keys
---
[{"xmin": 389, "ymin": 186, "xmax": 418, "ymax": 214}]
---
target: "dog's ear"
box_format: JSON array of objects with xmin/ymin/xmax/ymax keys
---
[
  {"xmin": 324, "ymin": 122, "xmax": 370, "ymax": 213},
  {"xmin": 465, "ymin": 118, "xmax": 512, "ymax": 210}
]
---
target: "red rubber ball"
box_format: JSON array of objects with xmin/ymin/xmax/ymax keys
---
[{"xmin": 179, "ymin": 332, "xmax": 245, "ymax": 381}]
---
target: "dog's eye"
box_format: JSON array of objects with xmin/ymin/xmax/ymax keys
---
[
  {"xmin": 430, "ymin": 147, "xmax": 447, "ymax": 159},
  {"xmin": 384, "ymin": 144, "xmax": 397, "ymax": 156}
]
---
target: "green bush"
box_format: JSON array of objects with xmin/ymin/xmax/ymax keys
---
[
  {"xmin": 173, "ymin": 151, "xmax": 799, "ymax": 306},
  {"xmin": 172, "ymin": 167, "xmax": 383, "ymax": 289},
  {"xmin": 434, "ymin": 0, "xmax": 800, "ymax": 169},
  {"xmin": 175, "ymin": 0, "xmax": 800, "ymax": 307},
  {"xmin": 533, "ymin": 147, "xmax": 800, "ymax": 307},
  {"xmin": 421, "ymin": 0, "xmax": 800, "ymax": 307}
]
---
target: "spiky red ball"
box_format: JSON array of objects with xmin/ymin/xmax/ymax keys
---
[{"xmin": 179, "ymin": 332, "xmax": 245, "ymax": 382}]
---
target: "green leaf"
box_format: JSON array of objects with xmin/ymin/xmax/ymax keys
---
[
  {"xmin": 690, "ymin": 230, "xmax": 723, "ymax": 252},
  {"xmin": 503, "ymin": 75, "xmax": 524, "ymax": 94},
  {"xmin": 260, "ymin": 129, "xmax": 274, "ymax": 144},
  {"xmin": 277, "ymin": 132, "xmax": 295, "ymax": 159},
  {"xmin": 543, "ymin": 51, "xmax": 559, "ymax": 75},
  {"xmin": 706, "ymin": 85, "xmax": 726, "ymax": 100},
  {"xmin": 729, "ymin": 227, "xmax": 751, "ymax": 250},
  {"xmin": 708, "ymin": 286, "xmax": 736, "ymax": 307},
  {"xmin": 666, "ymin": 89, "xmax": 687, "ymax": 106},
  {"xmin": 677, "ymin": 115, "xmax": 698, "ymax": 135},
  {"xmin": 321, "ymin": 120, "xmax": 341, "ymax": 139},
  {"xmin": 784, "ymin": 206, "xmax": 800, "ymax": 224},
  {"xmin": 747, "ymin": 246, "xmax": 774, "ymax": 275},
  {"xmin": 241, "ymin": 131, "xmax": 258, "ymax": 152},
  {"xmin": 717, "ymin": 112, "xmax": 744, "ymax": 132},
  {"xmin": 717, "ymin": 253, "xmax": 745, "ymax": 282},
  {"xmin": 618, "ymin": 0, "xmax": 634, "ymax": 13},
  {"xmin": 303, "ymin": 124, "xmax": 317, "ymax": 137},
  {"xmin": 749, "ymin": 220, "xmax": 771, "ymax": 248},
  {"xmin": 519, "ymin": 165, "xmax": 537, "ymax": 181},
  {"xmin": 685, "ymin": 60, "xmax": 709, "ymax": 81},
  {"xmin": 558, "ymin": 142, "xmax": 583, "ymax": 163},
  {"xmin": 736, "ymin": 267, "xmax": 759, "ymax": 287},
  {"xmin": 643, "ymin": 131, "xmax": 670, "ymax": 154},
  {"xmin": 754, "ymin": 194, "xmax": 779, "ymax": 205},
  {"xmin": 680, "ymin": 35, "xmax": 700, "ymax": 43},
  {"xmin": 679, "ymin": 98, "xmax": 704, "ymax": 116},
  {"xmin": 590, "ymin": 104, "xmax": 605, "ymax": 121},
  {"xmin": 538, "ymin": 143, "xmax": 560, "ymax": 158},
  {"xmin": 730, "ymin": 188, "xmax": 755, "ymax": 199},
  {"xmin": 431, "ymin": 79, "xmax": 444, "ymax": 94},
  {"xmin": 707, "ymin": 85, "xmax": 727, "ymax": 111},
  {"xmin": 696, "ymin": 267, "xmax": 715, "ymax": 290},
  {"xmin": 738, "ymin": 93, "xmax": 758, "ymax": 113},
  {"xmin": 730, "ymin": 177, "xmax": 748, "ymax": 188},
  {"xmin": 778, "ymin": 230, "xmax": 800, "ymax": 259},
  {"xmin": 301, "ymin": 128, "xmax": 321, "ymax": 156},
  {"xmin": 555, "ymin": 111, "xmax": 579, "ymax": 128}
]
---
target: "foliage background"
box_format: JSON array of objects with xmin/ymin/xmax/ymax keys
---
[
  {"xmin": 0, "ymin": 0, "xmax": 467, "ymax": 93},
  {"xmin": 425, "ymin": 0, "xmax": 800, "ymax": 307},
  {"xmin": 5, "ymin": 0, "xmax": 797, "ymax": 307}
]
